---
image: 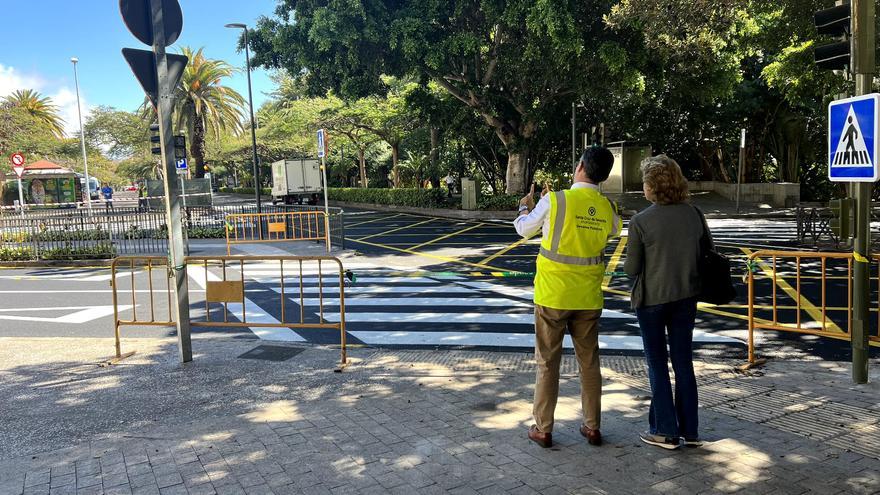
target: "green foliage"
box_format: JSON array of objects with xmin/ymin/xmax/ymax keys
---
[
  {"xmin": 219, "ymin": 187, "xmax": 272, "ymax": 195},
  {"xmin": 187, "ymin": 226, "xmax": 226, "ymax": 239},
  {"xmin": 0, "ymin": 246, "xmax": 34, "ymax": 261},
  {"xmin": 329, "ymin": 187, "xmax": 446, "ymax": 208},
  {"xmin": 1, "ymin": 89, "xmax": 65, "ymax": 138},
  {"xmin": 40, "ymin": 245, "xmax": 116, "ymax": 260},
  {"xmin": 476, "ymin": 194, "xmax": 520, "ymax": 211}
]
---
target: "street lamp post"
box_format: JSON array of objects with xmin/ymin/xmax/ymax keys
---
[
  {"xmin": 225, "ymin": 23, "xmax": 261, "ymax": 214},
  {"xmin": 71, "ymin": 57, "xmax": 92, "ymax": 211}
]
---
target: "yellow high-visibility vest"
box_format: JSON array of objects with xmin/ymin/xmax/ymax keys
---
[{"xmin": 534, "ymin": 187, "xmax": 621, "ymax": 310}]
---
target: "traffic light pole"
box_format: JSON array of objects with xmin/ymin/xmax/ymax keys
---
[
  {"xmin": 151, "ymin": 0, "xmax": 192, "ymax": 363},
  {"xmin": 851, "ymin": 0, "xmax": 874, "ymax": 383}
]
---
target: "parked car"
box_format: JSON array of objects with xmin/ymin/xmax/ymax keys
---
[{"xmin": 124, "ymin": 184, "xmax": 139, "ymax": 192}]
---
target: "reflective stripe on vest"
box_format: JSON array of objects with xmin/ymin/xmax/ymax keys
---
[{"xmin": 541, "ymin": 190, "xmax": 605, "ymax": 266}]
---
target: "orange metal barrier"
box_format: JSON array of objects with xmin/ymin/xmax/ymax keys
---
[
  {"xmin": 746, "ymin": 250, "xmax": 880, "ymax": 364},
  {"xmin": 111, "ymin": 255, "xmax": 347, "ymax": 367},
  {"xmin": 225, "ymin": 211, "xmax": 331, "ymax": 255}
]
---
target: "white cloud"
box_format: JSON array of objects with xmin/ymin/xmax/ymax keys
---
[
  {"xmin": 0, "ymin": 63, "xmax": 89, "ymax": 137},
  {"xmin": 0, "ymin": 64, "xmax": 45, "ymax": 96}
]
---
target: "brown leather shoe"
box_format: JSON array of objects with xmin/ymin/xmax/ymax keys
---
[
  {"xmin": 528, "ymin": 425, "xmax": 552, "ymax": 448},
  {"xmin": 580, "ymin": 424, "xmax": 602, "ymax": 446}
]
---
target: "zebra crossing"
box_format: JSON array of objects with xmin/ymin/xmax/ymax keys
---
[{"xmin": 233, "ymin": 261, "xmax": 744, "ymax": 351}]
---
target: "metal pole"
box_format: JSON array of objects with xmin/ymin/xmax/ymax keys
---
[
  {"xmin": 180, "ymin": 174, "xmax": 187, "ymax": 209},
  {"xmin": 851, "ymin": 0, "xmax": 874, "ymax": 384},
  {"xmin": 71, "ymin": 58, "xmax": 92, "ymax": 212},
  {"xmin": 16, "ymin": 178, "xmax": 24, "ymax": 218},
  {"xmin": 321, "ymin": 154, "xmax": 331, "ymax": 251},
  {"xmin": 571, "ymin": 102, "xmax": 577, "ymax": 169},
  {"xmin": 151, "ymin": 0, "xmax": 192, "ymax": 363},
  {"xmin": 244, "ymin": 28, "xmax": 261, "ymax": 214},
  {"xmin": 737, "ymin": 129, "xmax": 745, "ymax": 213}
]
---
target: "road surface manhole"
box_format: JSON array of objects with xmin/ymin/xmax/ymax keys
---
[{"xmin": 237, "ymin": 345, "xmax": 304, "ymax": 362}]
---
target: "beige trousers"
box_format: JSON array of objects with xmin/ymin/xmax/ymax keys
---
[{"xmin": 533, "ymin": 304, "xmax": 602, "ymax": 433}]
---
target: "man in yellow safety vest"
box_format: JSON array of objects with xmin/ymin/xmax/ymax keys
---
[{"xmin": 513, "ymin": 146, "xmax": 620, "ymax": 448}]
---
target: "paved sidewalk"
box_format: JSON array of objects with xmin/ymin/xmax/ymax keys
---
[{"xmin": 1, "ymin": 338, "xmax": 879, "ymax": 495}]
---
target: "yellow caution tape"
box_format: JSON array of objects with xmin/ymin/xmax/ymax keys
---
[{"xmin": 854, "ymin": 251, "xmax": 869, "ymax": 263}]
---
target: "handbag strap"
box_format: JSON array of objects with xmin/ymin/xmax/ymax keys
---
[{"xmin": 692, "ymin": 205, "xmax": 712, "ymax": 254}]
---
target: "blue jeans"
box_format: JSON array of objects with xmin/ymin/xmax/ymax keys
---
[{"xmin": 635, "ymin": 297, "xmax": 698, "ymax": 439}]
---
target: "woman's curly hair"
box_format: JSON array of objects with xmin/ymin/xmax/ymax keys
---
[{"xmin": 640, "ymin": 154, "xmax": 689, "ymax": 205}]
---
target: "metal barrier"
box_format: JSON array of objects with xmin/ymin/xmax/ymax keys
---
[
  {"xmin": 110, "ymin": 255, "xmax": 347, "ymax": 366},
  {"xmin": 225, "ymin": 211, "xmax": 331, "ymax": 255},
  {"xmin": 746, "ymin": 250, "xmax": 879, "ymax": 364}
]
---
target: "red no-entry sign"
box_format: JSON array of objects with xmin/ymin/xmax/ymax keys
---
[{"xmin": 10, "ymin": 153, "xmax": 25, "ymax": 178}]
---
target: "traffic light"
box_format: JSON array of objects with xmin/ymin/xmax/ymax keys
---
[
  {"xmin": 174, "ymin": 135, "xmax": 186, "ymax": 160},
  {"xmin": 149, "ymin": 123, "xmax": 187, "ymax": 159},
  {"xmin": 814, "ymin": 2, "xmax": 851, "ymax": 71},
  {"xmin": 150, "ymin": 124, "xmax": 161, "ymax": 155}
]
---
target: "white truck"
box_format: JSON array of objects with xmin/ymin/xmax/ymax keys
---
[{"xmin": 270, "ymin": 158, "xmax": 323, "ymax": 205}]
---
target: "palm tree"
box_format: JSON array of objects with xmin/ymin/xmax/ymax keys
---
[
  {"xmin": 2, "ymin": 89, "xmax": 65, "ymax": 138},
  {"xmin": 142, "ymin": 47, "xmax": 245, "ymax": 178}
]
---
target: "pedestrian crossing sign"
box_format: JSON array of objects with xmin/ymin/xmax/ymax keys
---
[{"xmin": 828, "ymin": 93, "xmax": 880, "ymax": 182}]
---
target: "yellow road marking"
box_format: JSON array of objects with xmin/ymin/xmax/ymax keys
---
[
  {"xmin": 603, "ymin": 237, "xmax": 628, "ymax": 287},
  {"xmin": 408, "ymin": 223, "xmax": 486, "ymax": 251},
  {"xmin": 478, "ymin": 235, "xmax": 535, "ymax": 265},
  {"xmin": 355, "ymin": 218, "xmax": 436, "ymax": 241},
  {"xmin": 345, "ymin": 213, "xmax": 407, "ymax": 229},
  {"xmin": 349, "ymin": 237, "xmax": 511, "ymax": 272},
  {"xmin": 742, "ymin": 248, "xmax": 844, "ymax": 334}
]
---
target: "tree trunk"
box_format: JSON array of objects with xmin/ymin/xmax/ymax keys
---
[
  {"xmin": 505, "ymin": 148, "xmax": 529, "ymax": 194},
  {"xmin": 430, "ymin": 126, "xmax": 440, "ymax": 175},
  {"xmin": 191, "ymin": 117, "xmax": 207, "ymax": 179},
  {"xmin": 391, "ymin": 143, "xmax": 400, "ymax": 188},
  {"xmin": 358, "ymin": 147, "xmax": 367, "ymax": 188}
]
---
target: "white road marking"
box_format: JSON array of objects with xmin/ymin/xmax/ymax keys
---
[
  {"xmin": 291, "ymin": 297, "xmax": 533, "ymax": 308},
  {"xmin": 253, "ymin": 276, "xmax": 456, "ymax": 285},
  {"xmin": 269, "ymin": 286, "xmax": 475, "ymax": 294},
  {"xmin": 0, "ymin": 305, "xmax": 132, "ymax": 324},
  {"xmin": 187, "ymin": 266, "xmax": 305, "ymax": 342},
  {"xmin": 320, "ymin": 309, "xmax": 634, "ymax": 325}
]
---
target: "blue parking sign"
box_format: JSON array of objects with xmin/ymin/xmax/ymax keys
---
[
  {"xmin": 317, "ymin": 129, "xmax": 325, "ymax": 158},
  {"xmin": 828, "ymin": 93, "xmax": 880, "ymax": 182}
]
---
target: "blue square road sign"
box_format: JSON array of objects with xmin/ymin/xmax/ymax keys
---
[
  {"xmin": 317, "ymin": 129, "xmax": 326, "ymax": 158},
  {"xmin": 828, "ymin": 93, "xmax": 880, "ymax": 182}
]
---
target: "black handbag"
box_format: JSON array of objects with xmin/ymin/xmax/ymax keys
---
[{"xmin": 694, "ymin": 207, "xmax": 737, "ymax": 305}]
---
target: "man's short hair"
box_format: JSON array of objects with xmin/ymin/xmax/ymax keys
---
[{"xmin": 578, "ymin": 147, "xmax": 614, "ymax": 183}]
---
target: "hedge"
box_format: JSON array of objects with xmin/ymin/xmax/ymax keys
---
[
  {"xmin": 477, "ymin": 194, "xmax": 520, "ymax": 211},
  {"xmin": 0, "ymin": 246, "xmax": 34, "ymax": 261},
  {"xmin": 219, "ymin": 187, "xmax": 272, "ymax": 195},
  {"xmin": 328, "ymin": 188, "xmax": 446, "ymax": 208}
]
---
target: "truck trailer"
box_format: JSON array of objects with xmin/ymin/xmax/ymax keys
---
[{"xmin": 271, "ymin": 159, "xmax": 323, "ymax": 205}]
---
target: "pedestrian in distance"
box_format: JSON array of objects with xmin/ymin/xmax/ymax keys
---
[
  {"xmin": 624, "ymin": 154, "xmax": 709, "ymax": 450},
  {"xmin": 514, "ymin": 146, "xmax": 621, "ymax": 449},
  {"xmin": 101, "ymin": 183, "xmax": 114, "ymax": 211},
  {"xmin": 445, "ymin": 173, "xmax": 455, "ymax": 197}
]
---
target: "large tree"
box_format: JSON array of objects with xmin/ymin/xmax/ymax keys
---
[
  {"xmin": 2, "ymin": 89, "xmax": 65, "ymax": 138},
  {"xmin": 249, "ymin": 1, "xmax": 615, "ymax": 193},
  {"xmin": 142, "ymin": 47, "xmax": 246, "ymax": 178}
]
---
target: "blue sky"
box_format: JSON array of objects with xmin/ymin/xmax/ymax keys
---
[{"xmin": 0, "ymin": 0, "xmax": 279, "ymax": 135}]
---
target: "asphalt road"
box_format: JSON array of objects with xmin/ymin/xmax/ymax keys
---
[{"xmin": 0, "ymin": 206, "xmax": 876, "ymax": 361}]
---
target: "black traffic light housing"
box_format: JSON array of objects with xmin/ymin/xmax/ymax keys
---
[
  {"xmin": 149, "ymin": 123, "xmax": 187, "ymax": 159},
  {"xmin": 814, "ymin": 2, "xmax": 851, "ymax": 70}
]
